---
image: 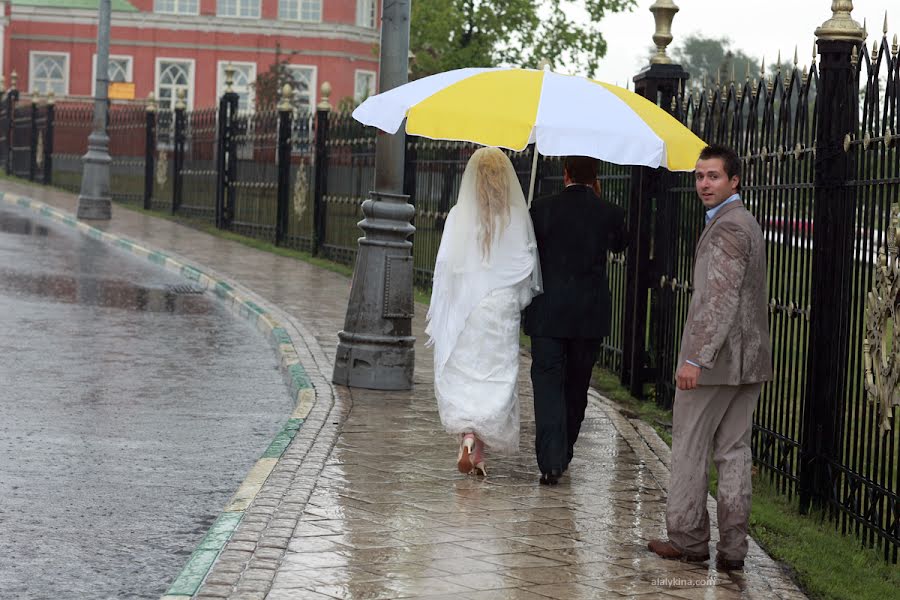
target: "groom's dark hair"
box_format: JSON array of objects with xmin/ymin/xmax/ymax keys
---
[{"xmin": 564, "ymin": 156, "xmax": 598, "ymax": 185}]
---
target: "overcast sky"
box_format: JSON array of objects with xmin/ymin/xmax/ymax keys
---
[{"xmin": 578, "ymin": 0, "xmax": 892, "ymax": 87}]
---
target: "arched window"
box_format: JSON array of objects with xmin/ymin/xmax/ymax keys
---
[
  {"xmin": 30, "ymin": 53, "xmax": 68, "ymax": 95},
  {"xmin": 157, "ymin": 60, "xmax": 192, "ymax": 111}
]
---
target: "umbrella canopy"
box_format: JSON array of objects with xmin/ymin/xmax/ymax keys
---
[{"xmin": 352, "ymin": 67, "xmax": 706, "ymax": 172}]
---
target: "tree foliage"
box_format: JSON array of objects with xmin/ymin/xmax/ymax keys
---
[
  {"xmin": 670, "ymin": 35, "xmax": 761, "ymax": 90},
  {"xmin": 410, "ymin": 0, "xmax": 637, "ymax": 79}
]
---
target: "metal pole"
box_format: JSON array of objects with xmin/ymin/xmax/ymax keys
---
[
  {"xmin": 76, "ymin": 0, "xmax": 112, "ymax": 220},
  {"xmin": 332, "ymin": 0, "xmax": 416, "ymax": 390}
]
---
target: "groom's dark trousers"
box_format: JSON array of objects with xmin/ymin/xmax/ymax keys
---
[{"xmin": 524, "ymin": 184, "xmax": 627, "ymax": 474}]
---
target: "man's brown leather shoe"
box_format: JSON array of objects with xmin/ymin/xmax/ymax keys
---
[
  {"xmin": 647, "ymin": 539, "xmax": 709, "ymax": 562},
  {"xmin": 716, "ymin": 555, "xmax": 745, "ymax": 571}
]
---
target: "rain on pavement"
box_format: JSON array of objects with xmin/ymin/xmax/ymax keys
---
[{"xmin": 0, "ymin": 204, "xmax": 293, "ymax": 599}]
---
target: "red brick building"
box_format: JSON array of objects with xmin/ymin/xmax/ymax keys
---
[{"xmin": 0, "ymin": 0, "xmax": 381, "ymax": 110}]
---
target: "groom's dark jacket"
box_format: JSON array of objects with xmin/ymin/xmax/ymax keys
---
[{"xmin": 524, "ymin": 183, "xmax": 627, "ymax": 339}]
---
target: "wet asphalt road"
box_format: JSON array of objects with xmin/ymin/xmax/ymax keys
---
[{"xmin": 0, "ymin": 205, "xmax": 293, "ymax": 599}]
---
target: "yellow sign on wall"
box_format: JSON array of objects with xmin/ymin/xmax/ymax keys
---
[{"xmin": 108, "ymin": 82, "xmax": 135, "ymax": 100}]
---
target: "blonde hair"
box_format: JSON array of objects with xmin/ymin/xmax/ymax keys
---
[{"xmin": 475, "ymin": 148, "xmax": 511, "ymax": 260}]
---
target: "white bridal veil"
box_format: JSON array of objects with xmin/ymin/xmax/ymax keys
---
[{"xmin": 425, "ymin": 147, "xmax": 543, "ymax": 374}]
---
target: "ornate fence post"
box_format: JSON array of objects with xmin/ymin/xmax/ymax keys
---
[
  {"xmin": 313, "ymin": 82, "xmax": 332, "ymax": 257},
  {"xmin": 43, "ymin": 90, "xmax": 54, "ymax": 185},
  {"xmin": 799, "ymin": 2, "xmax": 866, "ymax": 514},
  {"xmin": 172, "ymin": 89, "xmax": 186, "ymax": 214},
  {"xmin": 5, "ymin": 71, "xmax": 18, "ymax": 176},
  {"xmin": 144, "ymin": 93, "xmax": 157, "ymax": 210},
  {"xmin": 29, "ymin": 91, "xmax": 39, "ymax": 182},
  {"xmin": 215, "ymin": 64, "xmax": 239, "ymax": 229},
  {"xmin": 622, "ymin": 0, "xmax": 689, "ymax": 398},
  {"xmin": 276, "ymin": 83, "xmax": 294, "ymax": 246}
]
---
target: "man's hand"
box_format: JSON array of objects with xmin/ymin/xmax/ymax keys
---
[{"xmin": 676, "ymin": 362, "xmax": 701, "ymax": 391}]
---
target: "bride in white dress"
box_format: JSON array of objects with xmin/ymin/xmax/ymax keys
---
[{"xmin": 425, "ymin": 147, "xmax": 542, "ymax": 476}]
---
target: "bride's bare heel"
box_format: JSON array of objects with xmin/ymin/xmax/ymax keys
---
[{"xmin": 457, "ymin": 434, "xmax": 475, "ymax": 474}]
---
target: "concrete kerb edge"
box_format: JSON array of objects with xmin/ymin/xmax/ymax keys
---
[{"xmin": 0, "ymin": 192, "xmax": 318, "ymax": 599}]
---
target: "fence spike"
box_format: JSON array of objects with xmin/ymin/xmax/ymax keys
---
[
  {"xmin": 872, "ymin": 40, "xmax": 878, "ymax": 62},
  {"xmin": 0, "ymin": 75, "xmax": 4, "ymax": 94},
  {"xmin": 883, "ymin": 10, "xmax": 888, "ymax": 35},
  {"xmin": 794, "ymin": 45, "xmax": 799, "ymax": 67},
  {"xmin": 892, "ymin": 34, "xmax": 898, "ymax": 58}
]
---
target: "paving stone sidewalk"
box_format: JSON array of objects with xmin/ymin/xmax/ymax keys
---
[{"xmin": 6, "ymin": 180, "xmax": 807, "ymax": 600}]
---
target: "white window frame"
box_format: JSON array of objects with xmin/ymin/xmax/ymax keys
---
[
  {"xmin": 153, "ymin": 0, "xmax": 200, "ymax": 15},
  {"xmin": 154, "ymin": 57, "xmax": 196, "ymax": 111},
  {"xmin": 354, "ymin": 69, "xmax": 376, "ymax": 102},
  {"xmin": 278, "ymin": 0, "xmax": 322, "ymax": 22},
  {"xmin": 91, "ymin": 54, "xmax": 134, "ymax": 96},
  {"xmin": 29, "ymin": 51, "xmax": 69, "ymax": 96},
  {"xmin": 356, "ymin": 0, "xmax": 376, "ymax": 28},
  {"xmin": 285, "ymin": 64, "xmax": 317, "ymax": 112},
  {"xmin": 217, "ymin": 0, "xmax": 261, "ymax": 18},
  {"xmin": 216, "ymin": 61, "xmax": 257, "ymax": 113}
]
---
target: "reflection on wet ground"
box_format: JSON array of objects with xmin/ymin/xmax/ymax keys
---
[{"xmin": 0, "ymin": 206, "xmax": 293, "ymax": 599}]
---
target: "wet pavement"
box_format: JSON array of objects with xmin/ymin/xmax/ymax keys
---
[
  {"xmin": 0, "ymin": 203, "xmax": 292, "ymax": 599},
  {"xmin": 0, "ymin": 180, "xmax": 808, "ymax": 600}
]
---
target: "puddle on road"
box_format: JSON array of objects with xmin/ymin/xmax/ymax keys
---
[{"xmin": 0, "ymin": 204, "xmax": 292, "ymax": 600}]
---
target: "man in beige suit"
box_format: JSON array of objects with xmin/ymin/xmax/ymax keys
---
[{"xmin": 648, "ymin": 144, "xmax": 773, "ymax": 571}]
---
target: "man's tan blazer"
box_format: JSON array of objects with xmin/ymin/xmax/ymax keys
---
[{"xmin": 677, "ymin": 200, "xmax": 773, "ymax": 386}]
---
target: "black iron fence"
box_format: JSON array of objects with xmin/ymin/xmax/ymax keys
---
[{"xmin": 0, "ymin": 25, "xmax": 896, "ymax": 563}]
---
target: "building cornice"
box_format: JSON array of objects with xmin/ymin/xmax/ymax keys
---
[
  {"xmin": 9, "ymin": 6, "xmax": 381, "ymax": 44},
  {"xmin": 11, "ymin": 33, "xmax": 379, "ymax": 63}
]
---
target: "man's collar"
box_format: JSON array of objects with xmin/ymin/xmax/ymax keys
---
[{"xmin": 705, "ymin": 193, "xmax": 741, "ymax": 224}]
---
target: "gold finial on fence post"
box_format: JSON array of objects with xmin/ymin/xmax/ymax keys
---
[
  {"xmin": 46, "ymin": 89, "xmax": 55, "ymax": 105},
  {"xmin": 892, "ymin": 34, "xmax": 898, "ymax": 58},
  {"xmin": 816, "ymin": 1, "xmax": 866, "ymax": 42},
  {"xmin": 175, "ymin": 88, "xmax": 186, "ymax": 110},
  {"xmin": 649, "ymin": 0, "xmax": 679, "ymax": 65},
  {"xmin": 0, "ymin": 75, "xmax": 5, "ymax": 94},
  {"xmin": 318, "ymin": 81, "xmax": 332, "ymax": 112},
  {"xmin": 32, "ymin": 89, "xmax": 41, "ymax": 105},
  {"xmin": 146, "ymin": 91, "xmax": 157, "ymax": 113},
  {"xmin": 224, "ymin": 62, "xmax": 235, "ymax": 94},
  {"xmin": 278, "ymin": 83, "xmax": 294, "ymax": 112},
  {"xmin": 10, "ymin": 70, "xmax": 18, "ymax": 91}
]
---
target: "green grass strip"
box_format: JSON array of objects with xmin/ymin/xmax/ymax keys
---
[{"xmin": 165, "ymin": 512, "xmax": 243, "ymax": 596}]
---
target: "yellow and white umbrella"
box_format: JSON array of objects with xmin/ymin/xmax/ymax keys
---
[{"xmin": 353, "ymin": 67, "xmax": 706, "ymax": 174}]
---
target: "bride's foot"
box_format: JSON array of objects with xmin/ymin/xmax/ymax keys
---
[
  {"xmin": 457, "ymin": 433, "xmax": 475, "ymax": 474},
  {"xmin": 472, "ymin": 437, "xmax": 487, "ymax": 477}
]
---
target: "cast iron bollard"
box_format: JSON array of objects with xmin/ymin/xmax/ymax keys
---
[{"xmin": 332, "ymin": 191, "xmax": 416, "ymax": 389}]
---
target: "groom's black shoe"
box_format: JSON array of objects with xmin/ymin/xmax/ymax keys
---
[{"xmin": 539, "ymin": 469, "xmax": 562, "ymax": 486}]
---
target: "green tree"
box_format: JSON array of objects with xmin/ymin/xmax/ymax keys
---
[
  {"xmin": 252, "ymin": 43, "xmax": 301, "ymax": 110},
  {"xmin": 410, "ymin": 0, "xmax": 637, "ymax": 80},
  {"xmin": 668, "ymin": 34, "xmax": 794, "ymax": 88}
]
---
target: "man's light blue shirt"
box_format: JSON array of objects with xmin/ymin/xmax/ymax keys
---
[
  {"xmin": 686, "ymin": 193, "xmax": 742, "ymax": 370},
  {"xmin": 704, "ymin": 193, "xmax": 741, "ymax": 225}
]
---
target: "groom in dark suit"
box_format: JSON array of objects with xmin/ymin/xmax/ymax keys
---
[{"xmin": 524, "ymin": 156, "xmax": 627, "ymax": 485}]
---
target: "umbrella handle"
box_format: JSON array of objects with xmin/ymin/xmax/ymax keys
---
[{"xmin": 527, "ymin": 147, "xmax": 539, "ymax": 207}]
